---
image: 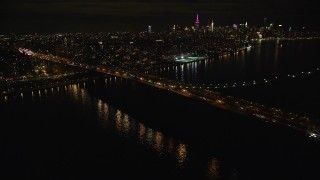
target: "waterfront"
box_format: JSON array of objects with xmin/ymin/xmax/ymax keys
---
[
  {"xmin": 1, "ymin": 38, "xmax": 320, "ymax": 179},
  {"xmin": 1, "ymin": 76, "xmax": 320, "ymax": 179},
  {"xmin": 1, "ymin": 39, "xmax": 320, "ymax": 179},
  {"xmin": 154, "ymin": 39, "xmax": 320, "ymax": 84},
  {"xmin": 153, "ymin": 39, "xmax": 320, "ymax": 118},
  {"xmin": 2, "ymin": 0, "xmax": 320, "ymax": 179}
]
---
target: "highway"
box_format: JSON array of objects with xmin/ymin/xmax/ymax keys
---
[{"xmin": 19, "ymin": 48, "xmax": 320, "ymax": 139}]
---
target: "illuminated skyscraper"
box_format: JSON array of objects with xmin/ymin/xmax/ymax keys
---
[
  {"xmin": 211, "ymin": 20, "xmax": 214, "ymax": 32},
  {"xmin": 195, "ymin": 14, "xmax": 200, "ymax": 30},
  {"xmin": 148, "ymin": 25, "xmax": 152, "ymax": 33}
]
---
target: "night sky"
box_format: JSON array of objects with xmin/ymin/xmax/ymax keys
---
[{"xmin": 1, "ymin": 0, "xmax": 319, "ymax": 33}]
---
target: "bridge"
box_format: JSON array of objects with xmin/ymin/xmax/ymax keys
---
[{"xmin": 19, "ymin": 48, "xmax": 320, "ymax": 139}]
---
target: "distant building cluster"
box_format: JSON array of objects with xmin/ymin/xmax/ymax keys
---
[
  {"xmin": 150, "ymin": 14, "xmax": 317, "ymax": 41},
  {"xmin": 1, "ymin": 15, "xmax": 319, "ymax": 90}
]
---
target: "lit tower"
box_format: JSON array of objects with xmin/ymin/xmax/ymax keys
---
[
  {"xmin": 211, "ymin": 20, "xmax": 214, "ymax": 32},
  {"xmin": 148, "ymin": 25, "xmax": 152, "ymax": 33},
  {"xmin": 195, "ymin": 14, "xmax": 200, "ymax": 30}
]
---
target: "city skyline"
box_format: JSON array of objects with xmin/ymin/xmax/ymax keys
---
[
  {"xmin": 1, "ymin": 0, "xmax": 320, "ymax": 33},
  {"xmin": 1, "ymin": 1, "xmax": 320, "ymax": 179}
]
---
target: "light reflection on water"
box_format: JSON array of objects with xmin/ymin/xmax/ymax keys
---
[
  {"xmin": 177, "ymin": 143, "xmax": 187, "ymax": 166},
  {"xmin": 157, "ymin": 40, "xmax": 320, "ymax": 85},
  {"xmin": 1, "ymin": 82, "xmax": 221, "ymax": 178},
  {"xmin": 181, "ymin": 64, "xmax": 185, "ymax": 82},
  {"xmin": 154, "ymin": 131, "xmax": 164, "ymax": 153},
  {"xmin": 67, "ymin": 83, "xmax": 195, "ymax": 169},
  {"xmin": 207, "ymin": 158, "xmax": 220, "ymax": 180}
]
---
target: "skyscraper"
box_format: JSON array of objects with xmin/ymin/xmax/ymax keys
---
[
  {"xmin": 211, "ymin": 20, "xmax": 214, "ymax": 32},
  {"xmin": 195, "ymin": 14, "xmax": 200, "ymax": 30},
  {"xmin": 148, "ymin": 25, "xmax": 152, "ymax": 33}
]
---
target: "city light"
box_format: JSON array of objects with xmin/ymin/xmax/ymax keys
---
[{"xmin": 1, "ymin": 1, "xmax": 320, "ymax": 179}]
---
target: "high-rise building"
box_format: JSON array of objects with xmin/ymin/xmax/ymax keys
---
[
  {"xmin": 233, "ymin": 24, "xmax": 238, "ymax": 30},
  {"xmin": 148, "ymin": 25, "xmax": 152, "ymax": 33},
  {"xmin": 195, "ymin": 14, "xmax": 200, "ymax": 30},
  {"xmin": 269, "ymin": 23, "xmax": 274, "ymax": 30},
  {"xmin": 211, "ymin": 20, "xmax": 214, "ymax": 32}
]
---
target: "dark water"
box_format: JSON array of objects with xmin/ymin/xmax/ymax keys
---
[
  {"xmin": 1, "ymin": 40, "xmax": 320, "ymax": 179},
  {"xmin": 155, "ymin": 39, "xmax": 320, "ymax": 84},
  {"xmin": 0, "ymin": 83, "xmax": 220, "ymax": 179},
  {"xmin": 1, "ymin": 78, "xmax": 320, "ymax": 179}
]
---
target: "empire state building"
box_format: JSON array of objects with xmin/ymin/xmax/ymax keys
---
[{"xmin": 195, "ymin": 14, "xmax": 200, "ymax": 30}]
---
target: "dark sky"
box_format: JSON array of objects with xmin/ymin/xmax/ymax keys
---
[{"xmin": 1, "ymin": 0, "xmax": 319, "ymax": 33}]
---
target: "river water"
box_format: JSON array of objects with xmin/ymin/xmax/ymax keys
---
[
  {"xmin": 155, "ymin": 39, "xmax": 320, "ymax": 84},
  {"xmin": 1, "ymin": 40, "xmax": 320, "ymax": 179}
]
